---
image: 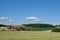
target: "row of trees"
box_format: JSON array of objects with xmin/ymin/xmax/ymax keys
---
[
  {"xmin": 0, "ymin": 24, "xmax": 60, "ymax": 32},
  {"xmin": 0, "ymin": 24, "xmax": 7, "ymax": 27},
  {"xmin": 23, "ymin": 23, "xmax": 55, "ymax": 28},
  {"xmin": 22, "ymin": 23, "xmax": 55, "ymax": 31}
]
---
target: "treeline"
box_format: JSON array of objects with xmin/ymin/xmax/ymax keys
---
[
  {"xmin": 23, "ymin": 23, "xmax": 55, "ymax": 28},
  {"xmin": 0, "ymin": 24, "xmax": 7, "ymax": 27},
  {"xmin": 0, "ymin": 24, "xmax": 60, "ymax": 32},
  {"xmin": 22, "ymin": 23, "xmax": 55, "ymax": 31}
]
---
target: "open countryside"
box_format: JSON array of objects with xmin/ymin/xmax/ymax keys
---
[
  {"xmin": 0, "ymin": 31, "xmax": 60, "ymax": 40},
  {"xmin": 0, "ymin": 0, "xmax": 60, "ymax": 40}
]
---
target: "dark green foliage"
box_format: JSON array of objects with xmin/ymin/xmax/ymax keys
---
[
  {"xmin": 52, "ymin": 27, "xmax": 60, "ymax": 32},
  {"xmin": 16, "ymin": 28, "xmax": 20, "ymax": 31},
  {"xmin": 0, "ymin": 24, "xmax": 56, "ymax": 31},
  {"xmin": 16, "ymin": 27, "xmax": 26, "ymax": 31},
  {"xmin": 23, "ymin": 23, "xmax": 55, "ymax": 31},
  {"xmin": 0, "ymin": 24, "xmax": 7, "ymax": 27},
  {"xmin": 23, "ymin": 23, "xmax": 54, "ymax": 28},
  {"xmin": 20, "ymin": 27, "xmax": 26, "ymax": 31}
]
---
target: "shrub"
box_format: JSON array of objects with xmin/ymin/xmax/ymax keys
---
[
  {"xmin": 52, "ymin": 27, "xmax": 60, "ymax": 32},
  {"xmin": 16, "ymin": 28, "xmax": 20, "ymax": 31}
]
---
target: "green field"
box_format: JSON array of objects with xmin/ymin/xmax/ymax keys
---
[{"xmin": 0, "ymin": 31, "xmax": 60, "ymax": 40}]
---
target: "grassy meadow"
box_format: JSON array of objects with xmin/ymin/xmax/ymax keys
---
[{"xmin": 0, "ymin": 31, "xmax": 60, "ymax": 40}]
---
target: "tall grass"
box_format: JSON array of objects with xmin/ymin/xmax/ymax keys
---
[{"xmin": 0, "ymin": 31, "xmax": 60, "ymax": 40}]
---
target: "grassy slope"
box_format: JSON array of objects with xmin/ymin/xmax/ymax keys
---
[{"xmin": 0, "ymin": 31, "xmax": 60, "ymax": 40}]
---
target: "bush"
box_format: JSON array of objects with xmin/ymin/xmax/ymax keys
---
[
  {"xmin": 16, "ymin": 28, "xmax": 20, "ymax": 31},
  {"xmin": 52, "ymin": 28, "xmax": 60, "ymax": 32},
  {"xmin": 16, "ymin": 27, "xmax": 26, "ymax": 31}
]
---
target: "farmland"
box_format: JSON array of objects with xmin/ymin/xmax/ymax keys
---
[{"xmin": 0, "ymin": 31, "xmax": 60, "ymax": 40}]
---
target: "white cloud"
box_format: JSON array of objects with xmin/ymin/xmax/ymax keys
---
[
  {"xmin": 26, "ymin": 16, "xmax": 44, "ymax": 22},
  {"xmin": 26, "ymin": 16, "xmax": 38, "ymax": 20},
  {"xmin": 9, "ymin": 19, "xmax": 15, "ymax": 22},
  {"xmin": 0, "ymin": 17, "xmax": 8, "ymax": 20}
]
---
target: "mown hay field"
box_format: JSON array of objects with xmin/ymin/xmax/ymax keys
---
[{"xmin": 0, "ymin": 31, "xmax": 60, "ymax": 40}]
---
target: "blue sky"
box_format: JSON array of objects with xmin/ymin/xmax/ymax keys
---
[{"xmin": 0, "ymin": 0, "xmax": 60, "ymax": 25}]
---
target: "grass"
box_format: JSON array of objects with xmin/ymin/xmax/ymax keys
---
[{"xmin": 0, "ymin": 31, "xmax": 60, "ymax": 40}]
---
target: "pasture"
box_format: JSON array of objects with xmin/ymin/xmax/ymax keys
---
[{"xmin": 0, "ymin": 31, "xmax": 60, "ymax": 40}]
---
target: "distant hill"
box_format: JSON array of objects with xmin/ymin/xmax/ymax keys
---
[
  {"xmin": 0, "ymin": 24, "xmax": 7, "ymax": 27},
  {"xmin": 0, "ymin": 23, "xmax": 57, "ymax": 31},
  {"xmin": 23, "ymin": 23, "xmax": 54, "ymax": 28}
]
